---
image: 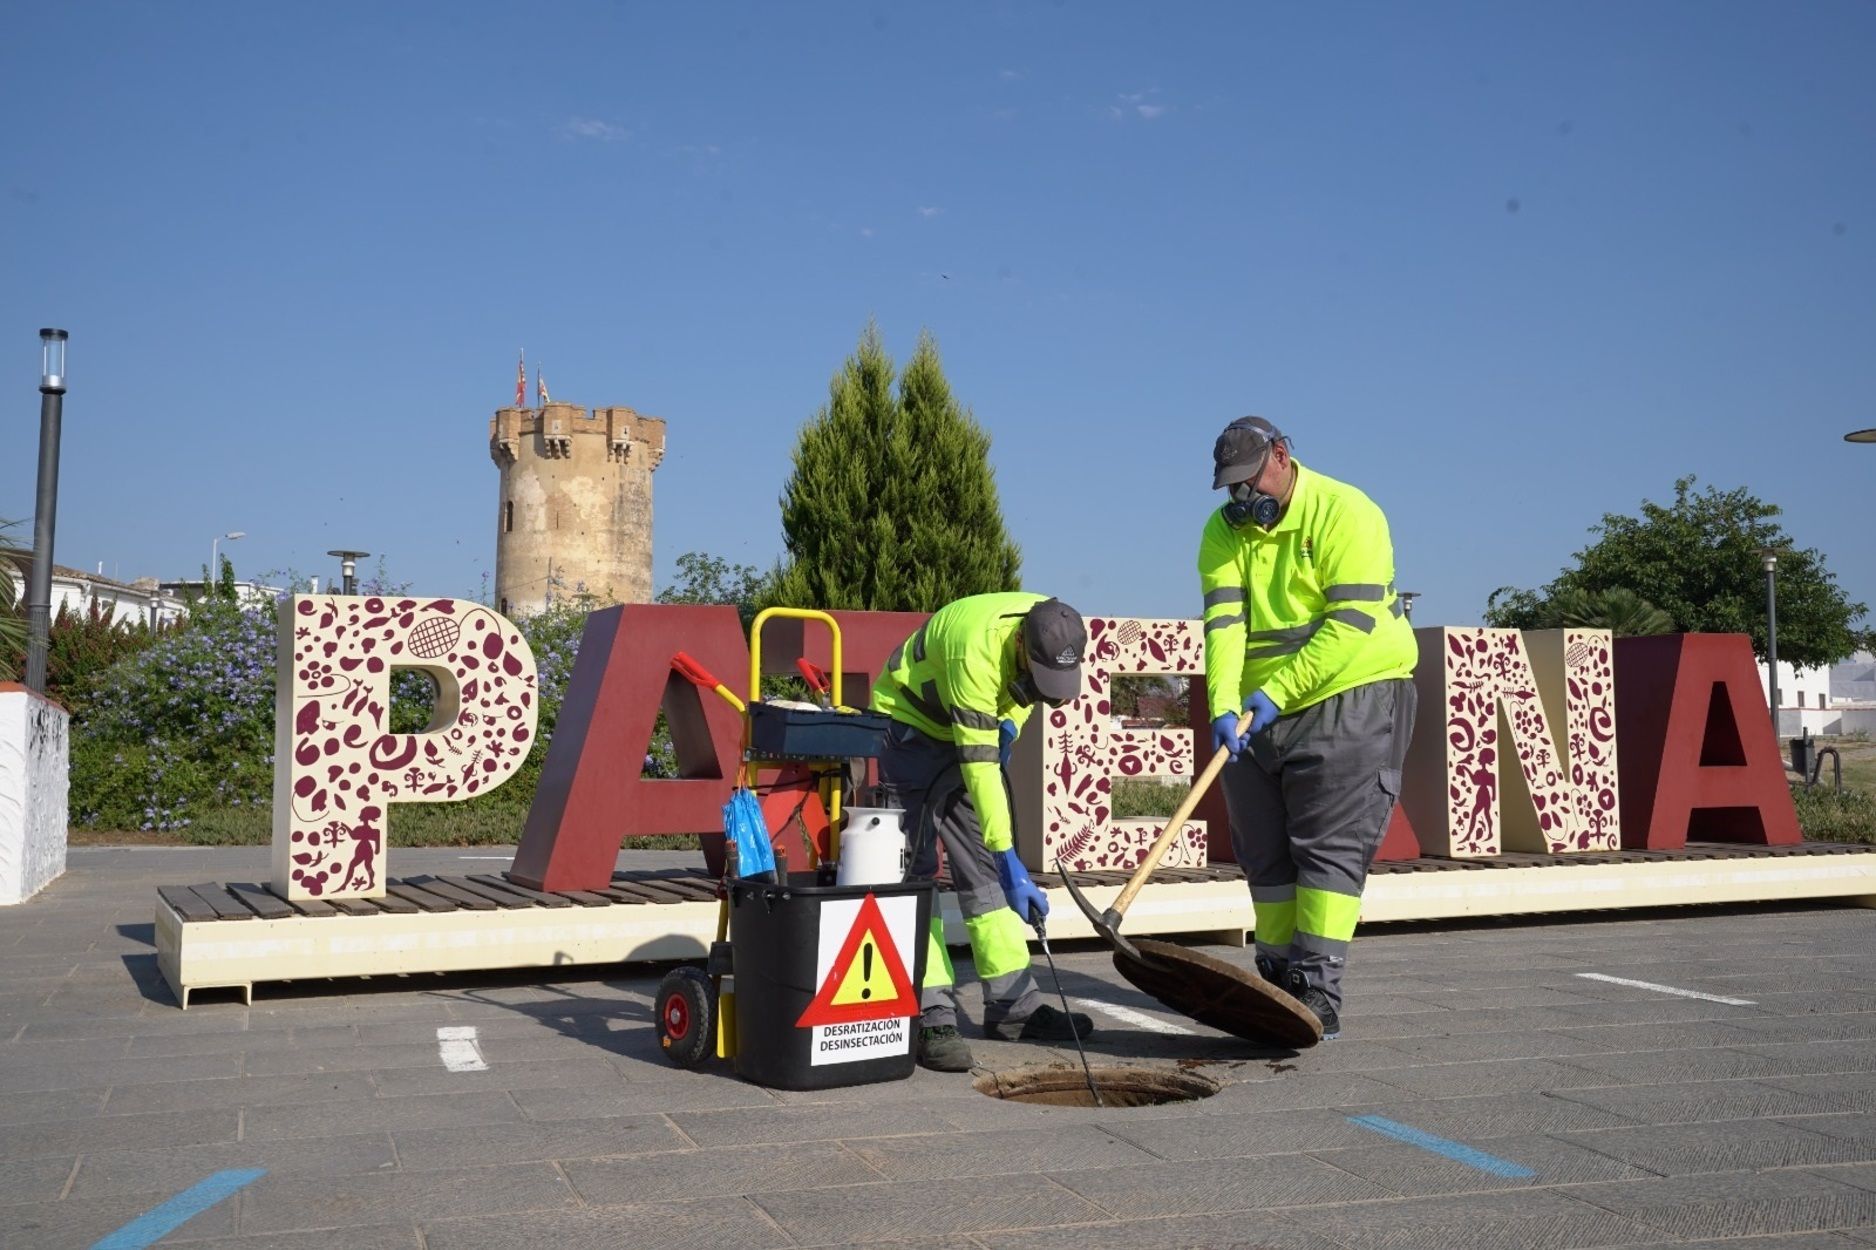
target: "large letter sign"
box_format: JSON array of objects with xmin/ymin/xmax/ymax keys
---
[
  {"xmin": 511, "ymin": 605, "xmax": 925, "ymax": 891},
  {"xmin": 1399, "ymin": 627, "xmax": 1620, "ymax": 857},
  {"xmin": 272, "ymin": 596, "xmax": 538, "ymax": 900},
  {"xmin": 1019, "ymin": 617, "xmax": 1210, "ymax": 872},
  {"xmin": 1613, "ymin": 633, "xmax": 1799, "ymax": 847}
]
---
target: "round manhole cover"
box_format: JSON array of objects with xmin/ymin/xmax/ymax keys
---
[{"xmin": 973, "ymin": 1065, "xmax": 1220, "ymax": 1108}]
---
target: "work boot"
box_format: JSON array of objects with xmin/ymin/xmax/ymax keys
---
[
  {"xmin": 1254, "ymin": 954, "xmax": 1288, "ymax": 987},
  {"xmin": 918, "ymin": 1025, "xmax": 974, "ymax": 1072},
  {"xmin": 984, "ymin": 1002, "xmax": 1094, "ymax": 1043},
  {"xmin": 1285, "ymin": 968, "xmax": 1341, "ymax": 1041}
]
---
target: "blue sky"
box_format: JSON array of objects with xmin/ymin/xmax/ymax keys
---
[{"xmin": 4, "ymin": 2, "xmax": 1874, "ymax": 627}]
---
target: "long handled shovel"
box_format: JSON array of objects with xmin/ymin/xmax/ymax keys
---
[{"xmin": 1059, "ymin": 713, "xmax": 1322, "ymax": 1047}]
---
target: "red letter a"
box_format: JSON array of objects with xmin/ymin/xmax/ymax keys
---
[{"xmin": 1614, "ymin": 634, "xmax": 1799, "ymax": 848}]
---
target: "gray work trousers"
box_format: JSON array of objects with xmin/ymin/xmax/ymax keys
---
[
  {"xmin": 1219, "ymin": 678, "xmax": 1415, "ymax": 1014},
  {"xmin": 878, "ymin": 720, "xmax": 1043, "ymax": 1031}
]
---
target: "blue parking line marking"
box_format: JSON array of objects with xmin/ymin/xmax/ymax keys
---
[
  {"xmin": 91, "ymin": 1168, "xmax": 267, "ymax": 1249},
  {"xmin": 1347, "ymin": 1115, "xmax": 1535, "ymax": 1178}
]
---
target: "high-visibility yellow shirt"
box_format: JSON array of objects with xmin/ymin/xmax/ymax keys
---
[
  {"xmin": 1199, "ymin": 461, "xmax": 1416, "ymax": 719},
  {"xmin": 870, "ymin": 591, "xmax": 1043, "ymax": 852}
]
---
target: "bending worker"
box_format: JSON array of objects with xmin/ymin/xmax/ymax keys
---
[
  {"xmin": 1200, "ymin": 415, "xmax": 1417, "ymax": 1039},
  {"xmin": 872, "ymin": 592, "xmax": 1095, "ymax": 1072}
]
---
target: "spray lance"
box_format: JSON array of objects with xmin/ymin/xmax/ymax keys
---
[{"xmin": 1027, "ymin": 903, "xmax": 1101, "ymax": 1107}]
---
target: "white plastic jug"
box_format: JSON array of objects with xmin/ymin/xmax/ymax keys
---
[{"xmin": 836, "ymin": 807, "xmax": 907, "ymax": 887}]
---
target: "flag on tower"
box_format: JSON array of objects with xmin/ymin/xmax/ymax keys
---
[
  {"xmin": 538, "ymin": 367, "xmax": 550, "ymax": 405},
  {"xmin": 515, "ymin": 350, "xmax": 525, "ymax": 407}
]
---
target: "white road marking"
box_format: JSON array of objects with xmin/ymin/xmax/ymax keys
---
[
  {"xmin": 455, "ymin": 856, "xmax": 512, "ymax": 860},
  {"xmin": 436, "ymin": 1025, "xmax": 489, "ymax": 1071},
  {"xmin": 1078, "ymin": 998, "xmax": 1195, "ymax": 1035},
  {"xmin": 1574, "ymin": 972, "xmax": 1755, "ymax": 1006}
]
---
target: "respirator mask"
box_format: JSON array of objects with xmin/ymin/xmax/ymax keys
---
[{"xmin": 1223, "ymin": 470, "xmax": 1283, "ymax": 529}]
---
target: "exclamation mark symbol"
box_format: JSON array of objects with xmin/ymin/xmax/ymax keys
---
[{"xmin": 861, "ymin": 941, "xmax": 873, "ymax": 999}]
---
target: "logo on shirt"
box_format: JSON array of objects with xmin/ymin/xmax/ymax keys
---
[{"xmin": 1300, "ymin": 538, "xmax": 1315, "ymax": 564}]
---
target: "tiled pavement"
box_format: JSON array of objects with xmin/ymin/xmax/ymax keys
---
[{"xmin": 6, "ymin": 847, "xmax": 1876, "ymax": 1248}]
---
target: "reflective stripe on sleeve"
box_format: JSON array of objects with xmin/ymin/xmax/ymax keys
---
[
  {"xmin": 1326, "ymin": 608, "xmax": 1376, "ymax": 634},
  {"xmin": 951, "ymin": 706, "xmax": 1000, "ymax": 731}
]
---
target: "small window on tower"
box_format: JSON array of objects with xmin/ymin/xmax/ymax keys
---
[{"xmin": 504, "ymin": 501, "xmax": 514, "ymax": 533}]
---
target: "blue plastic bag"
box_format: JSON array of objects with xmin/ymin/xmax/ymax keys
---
[{"xmin": 724, "ymin": 787, "xmax": 776, "ymax": 881}]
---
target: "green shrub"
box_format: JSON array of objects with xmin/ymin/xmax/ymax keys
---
[
  {"xmin": 1111, "ymin": 776, "xmax": 1188, "ymax": 821},
  {"xmin": 1790, "ymin": 783, "xmax": 1876, "ymax": 845}
]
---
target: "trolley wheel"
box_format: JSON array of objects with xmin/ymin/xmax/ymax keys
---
[{"xmin": 656, "ymin": 966, "xmax": 716, "ymax": 1068}]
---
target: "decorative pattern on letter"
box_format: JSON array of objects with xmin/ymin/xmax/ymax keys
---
[
  {"xmin": 1531, "ymin": 629, "xmax": 1620, "ymax": 852},
  {"xmin": 1039, "ymin": 617, "xmax": 1207, "ymax": 872},
  {"xmin": 1409, "ymin": 627, "xmax": 1618, "ymax": 857},
  {"xmin": 271, "ymin": 596, "xmax": 538, "ymax": 900}
]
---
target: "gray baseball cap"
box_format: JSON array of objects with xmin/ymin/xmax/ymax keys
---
[
  {"xmin": 1022, "ymin": 598, "xmax": 1087, "ymax": 704},
  {"xmin": 1212, "ymin": 416, "xmax": 1286, "ymax": 489}
]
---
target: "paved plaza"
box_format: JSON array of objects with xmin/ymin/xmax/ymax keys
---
[{"xmin": 7, "ymin": 846, "xmax": 1876, "ymax": 1248}]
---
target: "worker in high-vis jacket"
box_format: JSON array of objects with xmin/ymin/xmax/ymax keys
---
[
  {"xmin": 1199, "ymin": 416, "xmax": 1417, "ymax": 1040},
  {"xmin": 872, "ymin": 592, "xmax": 1095, "ymax": 1072}
]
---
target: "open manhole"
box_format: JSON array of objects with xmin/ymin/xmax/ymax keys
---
[{"xmin": 973, "ymin": 1065, "xmax": 1220, "ymax": 1108}]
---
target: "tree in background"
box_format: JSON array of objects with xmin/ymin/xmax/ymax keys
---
[
  {"xmin": 657, "ymin": 551, "xmax": 772, "ymax": 628},
  {"xmin": 1542, "ymin": 586, "xmax": 1676, "ymax": 636},
  {"xmin": 770, "ymin": 325, "xmax": 1021, "ymax": 612},
  {"xmin": 1485, "ymin": 477, "xmax": 1871, "ymax": 664},
  {"xmin": 0, "ymin": 520, "xmax": 24, "ymax": 681}
]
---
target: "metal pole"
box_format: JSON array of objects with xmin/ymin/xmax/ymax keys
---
[
  {"xmin": 1765, "ymin": 563, "xmax": 1779, "ymax": 734},
  {"xmin": 326, "ymin": 550, "xmax": 367, "ymax": 596},
  {"xmin": 24, "ymin": 387, "xmax": 64, "ymax": 694}
]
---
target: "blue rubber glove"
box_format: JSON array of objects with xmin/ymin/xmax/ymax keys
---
[
  {"xmin": 1211, "ymin": 713, "xmax": 1247, "ymax": 761},
  {"xmin": 1244, "ymin": 690, "xmax": 1281, "ymax": 735},
  {"xmin": 996, "ymin": 847, "xmax": 1049, "ymax": 924},
  {"xmin": 998, "ymin": 718, "xmax": 1017, "ymax": 769}
]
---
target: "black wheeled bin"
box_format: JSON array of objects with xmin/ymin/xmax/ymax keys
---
[{"xmin": 728, "ymin": 874, "xmax": 934, "ymax": 1090}]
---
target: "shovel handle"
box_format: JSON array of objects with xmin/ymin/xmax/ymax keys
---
[{"xmin": 1109, "ymin": 709, "xmax": 1252, "ymax": 920}]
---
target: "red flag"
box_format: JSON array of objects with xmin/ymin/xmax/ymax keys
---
[{"xmin": 515, "ymin": 350, "xmax": 525, "ymax": 407}]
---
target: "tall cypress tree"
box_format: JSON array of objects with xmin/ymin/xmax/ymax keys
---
[{"xmin": 772, "ymin": 324, "xmax": 1021, "ymax": 612}]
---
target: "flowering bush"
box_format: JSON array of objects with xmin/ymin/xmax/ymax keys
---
[{"xmin": 72, "ymin": 597, "xmax": 275, "ymax": 830}]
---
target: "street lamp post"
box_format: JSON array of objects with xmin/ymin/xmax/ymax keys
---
[
  {"xmin": 209, "ymin": 530, "xmax": 245, "ymax": 593},
  {"xmin": 23, "ymin": 330, "xmax": 68, "ymax": 694},
  {"xmin": 1399, "ymin": 590, "xmax": 1421, "ymax": 622},
  {"xmin": 327, "ymin": 549, "xmax": 370, "ymax": 596},
  {"xmin": 1760, "ymin": 546, "xmax": 1782, "ymax": 735}
]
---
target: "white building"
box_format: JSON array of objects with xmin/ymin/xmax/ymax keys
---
[
  {"xmin": 1756, "ymin": 652, "xmax": 1876, "ymax": 739},
  {"xmin": 3, "ymin": 560, "xmax": 289, "ymax": 632},
  {"xmin": 3, "ymin": 561, "xmax": 190, "ymax": 630}
]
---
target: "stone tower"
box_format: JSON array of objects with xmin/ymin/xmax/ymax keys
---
[{"xmin": 489, "ymin": 402, "xmax": 666, "ymax": 615}]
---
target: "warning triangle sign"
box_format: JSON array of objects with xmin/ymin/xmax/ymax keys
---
[{"xmin": 797, "ymin": 892, "xmax": 919, "ymax": 1027}]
